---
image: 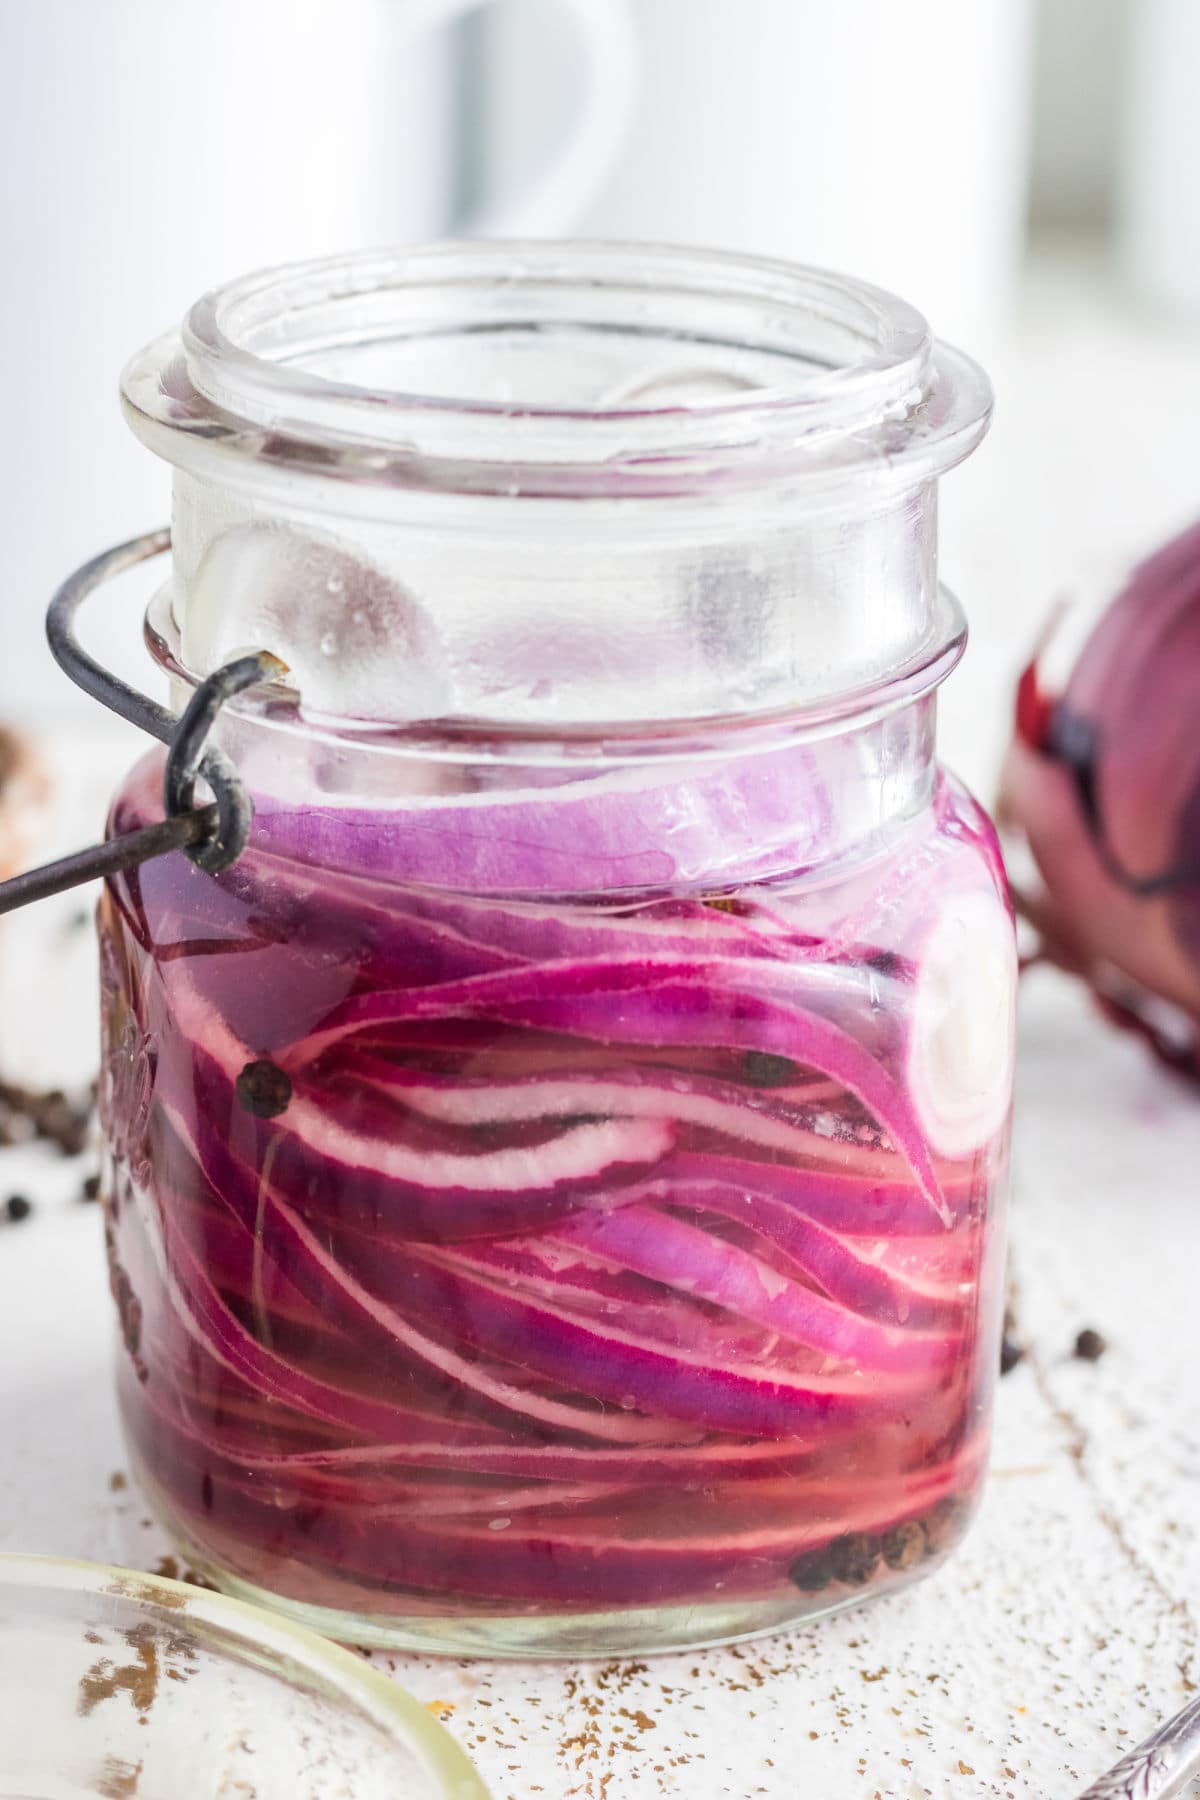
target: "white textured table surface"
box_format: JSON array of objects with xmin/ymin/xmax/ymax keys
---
[{"xmin": 3, "ymin": 244, "xmax": 1200, "ymax": 1798}]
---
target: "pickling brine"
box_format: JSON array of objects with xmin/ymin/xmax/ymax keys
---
[
  {"xmin": 99, "ymin": 239, "xmax": 1007, "ymax": 1654},
  {"xmin": 101, "ymin": 742, "xmax": 1011, "ymax": 1654}
]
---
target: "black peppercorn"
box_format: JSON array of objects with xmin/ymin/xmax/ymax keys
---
[
  {"xmin": 0, "ymin": 1081, "xmax": 91, "ymax": 1154},
  {"xmin": 81, "ymin": 1174, "xmax": 101, "ymax": 1203},
  {"xmin": 1073, "ymin": 1327, "xmax": 1107, "ymax": 1362},
  {"xmin": 1000, "ymin": 1336, "xmax": 1024, "ymax": 1375},
  {"xmin": 881, "ymin": 1519, "xmax": 927, "ymax": 1572},
  {"xmin": 741, "ymin": 1050, "xmax": 798, "ymax": 1088},
  {"xmin": 5, "ymin": 1193, "xmax": 32, "ymax": 1222},
  {"xmin": 236, "ymin": 1060, "xmax": 293, "ymax": 1119},
  {"xmin": 788, "ymin": 1547, "xmax": 834, "ymax": 1593},
  {"xmin": 54, "ymin": 1116, "xmax": 90, "ymax": 1157},
  {"xmin": 828, "ymin": 1531, "xmax": 881, "ymax": 1585},
  {"xmin": 922, "ymin": 1495, "xmax": 965, "ymax": 1557},
  {"xmin": 31, "ymin": 1093, "xmax": 91, "ymax": 1157}
]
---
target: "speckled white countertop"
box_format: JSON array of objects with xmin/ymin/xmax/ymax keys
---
[{"xmin": 2, "ymin": 242, "xmax": 1200, "ymax": 1798}]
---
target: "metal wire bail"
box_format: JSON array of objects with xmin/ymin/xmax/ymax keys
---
[{"xmin": 0, "ymin": 529, "xmax": 284, "ymax": 915}]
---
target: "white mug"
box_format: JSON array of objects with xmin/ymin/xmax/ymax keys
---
[
  {"xmin": 482, "ymin": 0, "xmax": 1033, "ymax": 348},
  {"xmin": 0, "ymin": 0, "xmax": 637, "ymax": 717},
  {"xmin": 1117, "ymin": 0, "xmax": 1200, "ymax": 318}
]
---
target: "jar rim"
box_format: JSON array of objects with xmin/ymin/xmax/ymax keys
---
[{"xmin": 121, "ymin": 240, "xmax": 991, "ymax": 503}]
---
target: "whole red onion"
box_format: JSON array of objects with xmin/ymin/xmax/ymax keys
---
[{"xmin": 1000, "ymin": 520, "xmax": 1200, "ymax": 1073}]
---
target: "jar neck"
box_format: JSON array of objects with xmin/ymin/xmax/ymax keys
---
[
  {"xmin": 126, "ymin": 242, "xmax": 990, "ymax": 735},
  {"xmin": 183, "ymin": 674, "xmax": 939, "ymax": 898}
]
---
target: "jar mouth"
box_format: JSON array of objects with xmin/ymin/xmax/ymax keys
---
[{"xmin": 122, "ymin": 240, "xmax": 991, "ymax": 501}]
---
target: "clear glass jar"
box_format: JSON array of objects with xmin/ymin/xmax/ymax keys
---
[{"xmin": 99, "ymin": 243, "xmax": 1013, "ymax": 1657}]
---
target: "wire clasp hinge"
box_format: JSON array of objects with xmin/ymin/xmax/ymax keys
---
[{"xmin": 0, "ymin": 529, "xmax": 285, "ymax": 916}]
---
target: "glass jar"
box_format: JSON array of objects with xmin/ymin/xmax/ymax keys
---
[{"xmin": 99, "ymin": 243, "xmax": 1013, "ymax": 1657}]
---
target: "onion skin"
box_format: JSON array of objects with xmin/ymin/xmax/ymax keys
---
[{"xmin": 1000, "ymin": 521, "xmax": 1200, "ymax": 1043}]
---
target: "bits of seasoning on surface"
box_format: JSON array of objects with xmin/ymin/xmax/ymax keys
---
[
  {"xmin": 81, "ymin": 1172, "xmax": 101, "ymax": 1202},
  {"xmin": 741, "ymin": 1049, "xmax": 798, "ymax": 1087},
  {"xmin": 5, "ymin": 1193, "xmax": 32, "ymax": 1222},
  {"xmin": 235, "ymin": 1059, "xmax": 293, "ymax": 1119},
  {"xmin": 1073, "ymin": 1326, "xmax": 1108, "ymax": 1362}
]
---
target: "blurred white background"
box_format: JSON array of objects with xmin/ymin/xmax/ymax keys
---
[{"xmin": 1, "ymin": 0, "xmax": 1197, "ymax": 804}]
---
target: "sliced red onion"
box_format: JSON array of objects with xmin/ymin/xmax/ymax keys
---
[
  {"xmin": 356, "ymin": 1059, "xmax": 874, "ymax": 1164},
  {"xmin": 156, "ymin": 1218, "xmax": 431, "ymax": 1443},
  {"xmin": 105, "ymin": 748, "xmax": 1006, "ymax": 1627},
  {"xmin": 250, "ymin": 742, "xmax": 837, "ymax": 896},
  {"xmin": 343, "ymin": 1242, "xmax": 929, "ymax": 1437},
  {"xmin": 549, "ymin": 1204, "xmax": 953, "ymax": 1374},
  {"xmin": 158, "ymin": 974, "xmax": 674, "ymax": 1236},
  {"xmin": 287, "ymin": 957, "xmax": 947, "ymax": 1221},
  {"xmin": 133, "ymin": 1434, "xmax": 977, "ymax": 1608},
  {"xmin": 904, "ymin": 888, "xmax": 1017, "ymax": 1160},
  {"xmin": 160, "ymin": 1101, "xmax": 691, "ymax": 1446},
  {"xmin": 650, "ymin": 1181, "xmax": 969, "ymax": 1327}
]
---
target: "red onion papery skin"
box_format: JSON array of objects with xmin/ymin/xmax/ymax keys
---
[
  {"xmin": 1001, "ymin": 521, "xmax": 1200, "ymax": 1059},
  {"xmin": 97, "ymin": 748, "xmax": 1011, "ymax": 1651}
]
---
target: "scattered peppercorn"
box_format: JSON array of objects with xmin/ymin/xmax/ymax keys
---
[
  {"xmin": 0, "ymin": 1081, "xmax": 93, "ymax": 1156},
  {"xmin": 81, "ymin": 1174, "xmax": 101, "ymax": 1203},
  {"xmin": 5, "ymin": 1193, "xmax": 32, "ymax": 1222},
  {"xmin": 235, "ymin": 1060, "xmax": 293, "ymax": 1119},
  {"xmin": 1073, "ymin": 1327, "xmax": 1108, "ymax": 1362},
  {"xmin": 33, "ymin": 1093, "xmax": 91, "ymax": 1157},
  {"xmin": 881, "ymin": 1519, "xmax": 927, "ymax": 1572},
  {"xmin": 787, "ymin": 1547, "xmax": 834, "ymax": 1593},
  {"xmin": 829, "ymin": 1531, "xmax": 881, "ymax": 1585},
  {"xmin": 1000, "ymin": 1336, "xmax": 1025, "ymax": 1375},
  {"xmin": 741, "ymin": 1050, "xmax": 798, "ymax": 1088}
]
